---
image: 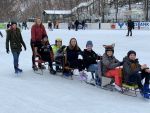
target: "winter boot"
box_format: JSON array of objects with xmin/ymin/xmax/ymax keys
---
[
  {"xmin": 79, "ymin": 71, "xmax": 88, "ymax": 81},
  {"xmin": 63, "ymin": 72, "xmax": 73, "ymax": 80},
  {"xmin": 17, "ymin": 68, "xmax": 23, "ymax": 73},
  {"xmin": 32, "ymin": 65, "xmax": 38, "ymax": 71},
  {"xmin": 56, "ymin": 67, "xmax": 62, "ymax": 72},
  {"xmin": 140, "ymin": 88, "xmax": 150, "ymax": 99},
  {"xmin": 95, "ymin": 76, "xmax": 101, "ymax": 86},
  {"xmin": 15, "ymin": 68, "xmax": 18, "ymax": 74},
  {"xmin": 144, "ymin": 84, "xmax": 150, "ymax": 93},
  {"xmin": 39, "ymin": 64, "xmax": 46, "ymax": 69},
  {"xmin": 50, "ymin": 68, "xmax": 56, "ymax": 75}
]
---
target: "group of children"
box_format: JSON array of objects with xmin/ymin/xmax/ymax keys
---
[{"xmin": 33, "ymin": 36, "xmax": 150, "ymax": 99}]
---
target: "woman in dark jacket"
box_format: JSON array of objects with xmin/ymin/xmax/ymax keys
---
[
  {"xmin": 6, "ymin": 22, "xmax": 26, "ymax": 74},
  {"xmin": 31, "ymin": 18, "xmax": 47, "ymax": 70},
  {"xmin": 64, "ymin": 38, "xmax": 84, "ymax": 77},
  {"xmin": 122, "ymin": 50, "xmax": 150, "ymax": 98}
]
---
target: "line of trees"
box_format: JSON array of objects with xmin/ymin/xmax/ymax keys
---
[{"xmin": 0, "ymin": 0, "xmax": 149, "ymax": 22}]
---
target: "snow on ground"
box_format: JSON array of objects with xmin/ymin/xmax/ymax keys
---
[{"xmin": 0, "ymin": 29, "xmax": 150, "ymax": 113}]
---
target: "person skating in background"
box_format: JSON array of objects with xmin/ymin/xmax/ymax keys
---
[
  {"xmin": 68, "ymin": 21, "xmax": 72, "ymax": 30},
  {"xmin": 6, "ymin": 22, "xmax": 26, "ymax": 74},
  {"xmin": 122, "ymin": 50, "xmax": 150, "ymax": 99},
  {"xmin": 83, "ymin": 41, "xmax": 101, "ymax": 85},
  {"xmin": 102, "ymin": 44, "xmax": 122, "ymax": 91},
  {"xmin": 48, "ymin": 21, "xmax": 53, "ymax": 31},
  {"xmin": 74, "ymin": 20, "xmax": 80, "ymax": 31},
  {"xmin": 126, "ymin": 19, "xmax": 134, "ymax": 36},
  {"xmin": 22, "ymin": 21, "xmax": 28, "ymax": 30},
  {"xmin": 81, "ymin": 20, "xmax": 86, "ymax": 30},
  {"xmin": 0, "ymin": 31, "xmax": 3, "ymax": 38},
  {"xmin": 56, "ymin": 21, "xmax": 59, "ymax": 29},
  {"xmin": 31, "ymin": 18, "xmax": 47, "ymax": 70}
]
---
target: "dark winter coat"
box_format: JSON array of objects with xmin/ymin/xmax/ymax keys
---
[
  {"xmin": 122, "ymin": 56, "xmax": 141, "ymax": 83},
  {"xmin": 127, "ymin": 21, "xmax": 134, "ymax": 30},
  {"xmin": 74, "ymin": 20, "xmax": 80, "ymax": 26},
  {"xmin": 65, "ymin": 46, "xmax": 81, "ymax": 63},
  {"xmin": 83, "ymin": 49, "xmax": 98, "ymax": 69},
  {"xmin": 6, "ymin": 28, "xmax": 26, "ymax": 52},
  {"xmin": 102, "ymin": 53, "xmax": 120, "ymax": 76},
  {"xmin": 31, "ymin": 24, "xmax": 47, "ymax": 43},
  {"xmin": 37, "ymin": 41, "xmax": 54, "ymax": 62}
]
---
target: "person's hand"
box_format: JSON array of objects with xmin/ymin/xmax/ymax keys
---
[
  {"xmin": 141, "ymin": 64, "xmax": 148, "ymax": 70},
  {"xmin": 6, "ymin": 49, "xmax": 9, "ymax": 54},
  {"xmin": 145, "ymin": 69, "xmax": 150, "ymax": 73}
]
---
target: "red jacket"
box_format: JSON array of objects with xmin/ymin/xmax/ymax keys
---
[{"xmin": 31, "ymin": 24, "xmax": 47, "ymax": 42}]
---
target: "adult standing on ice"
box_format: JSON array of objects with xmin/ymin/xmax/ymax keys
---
[
  {"xmin": 126, "ymin": 19, "xmax": 134, "ymax": 36},
  {"xmin": 6, "ymin": 22, "xmax": 26, "ymax": 74},
  {"xmin": 31, "ymin": 18, "xmax": 47, "ymax": 70}
]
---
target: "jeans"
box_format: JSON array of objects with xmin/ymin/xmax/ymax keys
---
[
  {"xmin": 12, "ymin": 52, "xmax": 20, "ymax": 70},
  {"xmin": 88, "ymin": 64, "xmax": 99, "ymax": 77},
  {"xmin": 127, "ymin": 28, "xmax": 132, "ymax": 36}
]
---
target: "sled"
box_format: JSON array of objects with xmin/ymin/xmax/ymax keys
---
[{"xmin": 121, "ymin": 83, "xmax": 139, "ymax": 97}]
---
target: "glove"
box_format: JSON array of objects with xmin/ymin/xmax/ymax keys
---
[{"xmin": 6, "ymin": 49, "xmax": 9, "ymax": 54}]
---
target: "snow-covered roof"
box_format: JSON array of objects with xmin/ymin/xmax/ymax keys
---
[
  {"xmin": 44, "ymin": 10, "xmax": 71, "ymax": 15},
  {"xmin": 44, "ymin": 0, "xmax": 93, "ymax": 15},
  {"xmin": 72, "ymin": 0, "xmax": 93, "ymax": 12}
]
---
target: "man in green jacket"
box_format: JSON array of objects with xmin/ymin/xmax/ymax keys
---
[{"xmin": 6, "ymin": 22, "xmax": 26, "ymax": 74}]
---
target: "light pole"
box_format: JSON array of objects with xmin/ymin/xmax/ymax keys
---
[
  {"xmin": 128, "ymin": 0, "xmax": 131, "ymax": 19},
  {"xmin": 145, "ymin": 0, "xmax": 149, "ymax": 21},
  {"xmin": 115, "ymin": 0, "xmax": 118, "ymax": 22}
]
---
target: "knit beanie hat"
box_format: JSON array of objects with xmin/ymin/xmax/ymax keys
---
[
  {"xmin": 127, "ymin": 50, "xmax": 136, "ymax": 57},
  {"xmin": 86, "ymin": 40, "xmax": 93, "ymax": 47}
]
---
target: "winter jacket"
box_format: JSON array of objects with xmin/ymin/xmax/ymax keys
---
[
  {"xmin": 83, "ymin": 49, "xmax": 98, "ymax": 69},
  {"xmin": 65, "ymin": 46, "xmax": 81, "ymax": 63},
  {"xmin": 127, "ymin": 21, "xmax": 134, "ymax": 30},
  {"xmin": 102, "ymin": 53, "xmax": 120, "ymax": 76},
  {"xmin": 37, "ymin": 42, "xmax": 54, "ymax": 62},
  {"xmin": 6, "ymin": 28, "xmax": 26, "ymax": 52},
  {"xmin": 31, "ymin": 24, "xmax": 47, "ymax": 43},
  {"xmin": 122, "ymin": 56, "xmax": 141, "ymax": 83},
  {"xmin": 52, "ymin": 45, "xmax": 61, "ymax": 56},
  {"xmin": 74, "ymin": 20, "xmax": 80, "ymax": 26}
]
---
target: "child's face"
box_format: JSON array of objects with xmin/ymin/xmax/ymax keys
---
[
  {"xmin": 129, "ymin": 54, "xmax": 136, "ymax": 60},
  {"xmin": 71, "ymin": 39, "xmax": 77, "ymax": 47},
  {"xmin": 56, "ymin": 41, "xmax": 62, "ymax": 47},
  {"xmin": 86, "ymin": 45, "xmax": 92, "ymax": 51},
  {"xmin": 106, "ymin": 51, "xmax": 113, "ymax": 57}
]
